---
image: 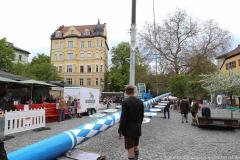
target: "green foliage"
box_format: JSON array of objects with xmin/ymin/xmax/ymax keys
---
[
  {"xmin": 28, "ymin": 54, "xmax": 61, "ymax": 81},
  {"xmin": 107, "ymin": 42, "xmax": 149, "ymax": 91},
  {"xmin": 168, "ymin": 74, "xmax": 189, "ymax": 98},
  {"xmin": 10, "ymin": 53, "xmax": 61, "ymax": 81},
  {"xmin": 31, "ymin": 54, "xmax": 50, "ymax": 65},
  {"xmin": 0, "ymin": 38, "xmax": 15, "ymax": 71},
  {"xmin": 188, "ymin": 75, "xmax": 209, "ymax": 99}
]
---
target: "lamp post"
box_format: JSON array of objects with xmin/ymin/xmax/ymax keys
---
[{"xmin": 129, "ymin": 0, "xmax": 136, "ymax": 86}]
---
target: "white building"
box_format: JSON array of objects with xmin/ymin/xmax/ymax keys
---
[
  {"xmin": 7, "ymin": 42, "xmax": 31, "ymax": 63},
  {"xmin": 13, "ymin": 45, "xmax": 31, "ymax": 63}
]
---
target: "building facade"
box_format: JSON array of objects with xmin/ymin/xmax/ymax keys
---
[
  {"xmin": 7, "ymin": 42, "xmax": 30, "ymax": 63},
  {"xmin": 216, "ymin": 44, "xmax": 240, "ymax": 73},
  {"xmin": 50, "ymin": 20, "xmax": 108, "ymax": 90}
]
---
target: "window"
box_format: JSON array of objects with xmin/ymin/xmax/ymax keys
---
[
  {"xmin": 88, "ymin": 41, "xmax": 92, "ymax": 48},
  {"xmin": 18, "ymin": 55, "xmax": 22, "ymax": 61},
  {"xmin": 59, "ymin": 53, "xmax": 63, "ymax": 61},
  {"xmin": 96, "ymin": 40, "xmax": 100, "ymax": 47},
  {"xmin": 100, "ymin": 65, "xmax": 103, "ymax": 72},
  {"xmin": 80, "ymin": 65, "xmax": 84, "ymax": 73},
  {"xmin": 80, "ymin": 79, "xmax": 84, "ymax": 86},
  {"xmin": 67, "ymin": 65, "xmax": 72, "ymax": 72},
  {"xmin": 67, "ymin": 53, "xmax": 73, "ymax": 60},
  {"xmin": 87, "ymin": 65, "xmax": 91, "ymax": 73},
  {"xmin": 101, "ymin": 52, "xmax": 104, "ymax": 59},
  {"xmin": 226, "ymin": 61, "xmax": 236, "ymax": 70},
  {"xmin": 96, "ymin": 78, "xmax": 99, "ymax": 86},
  {"xmin": 60, "ymin": 41, "xmax": 63, "ymax": 49},
  {"xmin": 55, "ymin": 31, "xmax": 62, "ymax": 38},
  {"xmin": 88, "ymin": 52, "xmax": 92, "ymax": 59},
  {"xmin": 80, "ymin": 52, "xmax": 84, "ymax": 59},
  {"xmin": 66, "ymin": 78, "xmax": 72, "ymax": 85},
  {"xmin": 83, "ymin": 31, "xmax": 90, "ymax": 36},
  {"xmin": 81, "ymin": 41, "xmax": 84, "ymax": 48},
  {"xmin": 238, "ymin": 59, "xmax": 240, "ymax": 66},
  {"xmin": 101, "ymin": 40, "xmax": 103, "ymax": 47},
  {"xmin": 96, "ymin": 65, "xmax": 99, "ymax": 72},
  {"xmin": 68, "ymin": 41, "xmax": 73, "ymax": 48},
  {"xmin": 55, "ymin": 41, "xmax": 58, "ymax": 49},
  {"xmin": 59, "ymin": 66, "xmax": 62, "ymax": 73},
  {"xmin": 96, "ymin": 52, "xmax": 99, "ymax": 59},
  {"xmin": 87, "ymin": 78, "xmax": 91, "ymax": 86},
  {"xmin": 54, "ymin": 54, "xmax": 57, "ymax": 61}
]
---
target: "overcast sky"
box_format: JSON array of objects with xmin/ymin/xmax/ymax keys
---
[{"xmin": 1, "ymin": 0, "xmax": 240, "ymax": 61}]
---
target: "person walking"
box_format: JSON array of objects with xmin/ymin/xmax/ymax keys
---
[
  {"xmin": 164, "ymin": 99, "xmax": 171, "ymax": 119},
  {"xmin": 118, "ymin": 85, "xmax": 144, "ymax": 160},
  {"xmin": 58, "ymin": 97, "xmax": 66, "ymax": 121},
  {"xmin": 180, "ymin": 96, "xmax": 190, "ymax": 123},
  {"xmin": 190, "ymin": 100, "xmax": 200, "ymax": 125}
]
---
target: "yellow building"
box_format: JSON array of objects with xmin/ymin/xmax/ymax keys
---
[
  {"xmin": 216, "ymin": 44, "xmax": 240, "ymax": 105},
  {"xmin": 50, "ymin": 20, "xmax": 108, "ymax": 90},
  {"xmin": 216, "ymin": 44, "xmax": 240, "ymax": 73}
]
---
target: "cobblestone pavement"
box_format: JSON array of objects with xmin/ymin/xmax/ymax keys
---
[
  {"xmin": 74, "ymin": 111, "xmax": 240, "ymax": 160},
  {"xmin": 5, "ymin": 110, "xmax": 240, "ymax": 160}
]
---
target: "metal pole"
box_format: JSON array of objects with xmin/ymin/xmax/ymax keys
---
[
  {"xmin": 153, "ymin": 0, "xmax": 158, "ymax": 95},
  {"xmin": 129, "ymin": 0, "xmax": 136, "ymax": 86}
]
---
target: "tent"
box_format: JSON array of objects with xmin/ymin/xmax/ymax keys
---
[
  {"xmin": 0, "ymin": 77, "xmax": 21, "ymax": 83},
  {"xmin": 18, "ymin": 80, "xmax": 55, "ymax": 101}
]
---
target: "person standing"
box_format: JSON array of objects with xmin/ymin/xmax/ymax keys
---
[
  {"xmin": 118, "ymin": 85, "xmax": 144, "ymax": 160},
  {"xmin": 58, "ymin": 97, "xmax": 66, "ymax": 121},
  {"xmin": 180, "ymin": 96, "xmax": 190, "ymax": 123},
  {"xmin": 76, "ymin": 99, "xmax": 82, "ymax": 118}
]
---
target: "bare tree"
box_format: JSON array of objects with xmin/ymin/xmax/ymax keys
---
[{"xmin": 139, "ymin": 9, "xmax": 231, "ymax": 74}]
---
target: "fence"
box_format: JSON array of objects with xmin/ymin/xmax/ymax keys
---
[{"xmin": 4, "ymin": 109, "xmax": 45, "ymax": 136}]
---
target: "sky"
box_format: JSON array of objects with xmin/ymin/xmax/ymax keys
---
[{"xmin": 0, "ymin": 0, "xmax": 240, "ymax": 62}]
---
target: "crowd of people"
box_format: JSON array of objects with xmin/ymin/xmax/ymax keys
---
[{"xmin": 56, "ymin": 97, "xmax": 82, "ymax": 122}]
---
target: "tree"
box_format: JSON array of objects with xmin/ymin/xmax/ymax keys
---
[
  {"xmin": 168, "ymin": 74, "xmax": 189, "ymax": 98},
  {"xmin": 28, "ymin": 54, "xmax": 61, "ymax": 81},
  {"xmin": 139, "ymin": 9, "xmax": 231, "ymax": 74},
  {"xmin": 0, "ymin": 38, "xmax": 15, "ymax": 72},
  {"xmin": 202, "ymin": 72, "xmax": 240, "ymax": 105},
  {"xmin": 107, "ymin": 42, "xmax": 149, "ymax": 91}
]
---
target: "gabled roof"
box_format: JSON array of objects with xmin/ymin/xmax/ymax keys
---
[
  {"xmin": 14, "ymin": 46, "xmax": 31, "ymax": 55},
  {"xmin": 216, "ymin": 45, "xmax": 240, "ymax": 59}
]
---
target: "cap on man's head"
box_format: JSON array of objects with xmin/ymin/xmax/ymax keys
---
[{"xmin": 125, "ymin": 85, "xmax": 135, "ymax": 95}]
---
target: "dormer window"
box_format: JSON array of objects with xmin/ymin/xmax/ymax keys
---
[
  {"xmin": 83, "ymin": 29, "xmax": 90, "ymax": 36},
  {"xmin": 55, "ymin": 31, "xmax": 62, "ymax": 38}
]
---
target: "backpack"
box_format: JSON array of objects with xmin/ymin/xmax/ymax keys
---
[{"xmin": 202, "ymin": 107, "xmax": 211, "ymax": 118}]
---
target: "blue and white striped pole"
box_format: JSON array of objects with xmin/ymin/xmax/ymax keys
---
[{"xmin": 7, "ymin": 93, "xmax": 170, "ymax": 160}]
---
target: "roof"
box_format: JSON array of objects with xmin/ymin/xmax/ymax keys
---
[
  {"xmin": 0, "ymin": 77, "xmax": 21, "ymax": 83},
  {"xmin": 19, "ymin": 80, "xmax": 55, "ymax": 86},
  {"xmin": 0, "ymin": 70, "xmax": 29, "ymax": 81},
  {"xmin": 216, "ymin": 45, "xmax": 240, "ymax": 59},
  {"xmin": 13, "ymin": 46, "xmax": 31, "ymax": 55},
  {"xmin": 51, "ymin": 21, "xmax": 106, "ymax": 39}
]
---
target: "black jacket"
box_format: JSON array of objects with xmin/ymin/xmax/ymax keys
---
[
  {"xmin": 180, "ymin": 99, "xmax": 190, "ymax": 114},
  {"xmin": 118, "ymin": 96, "xmax": 144, "ymax": 138}
]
